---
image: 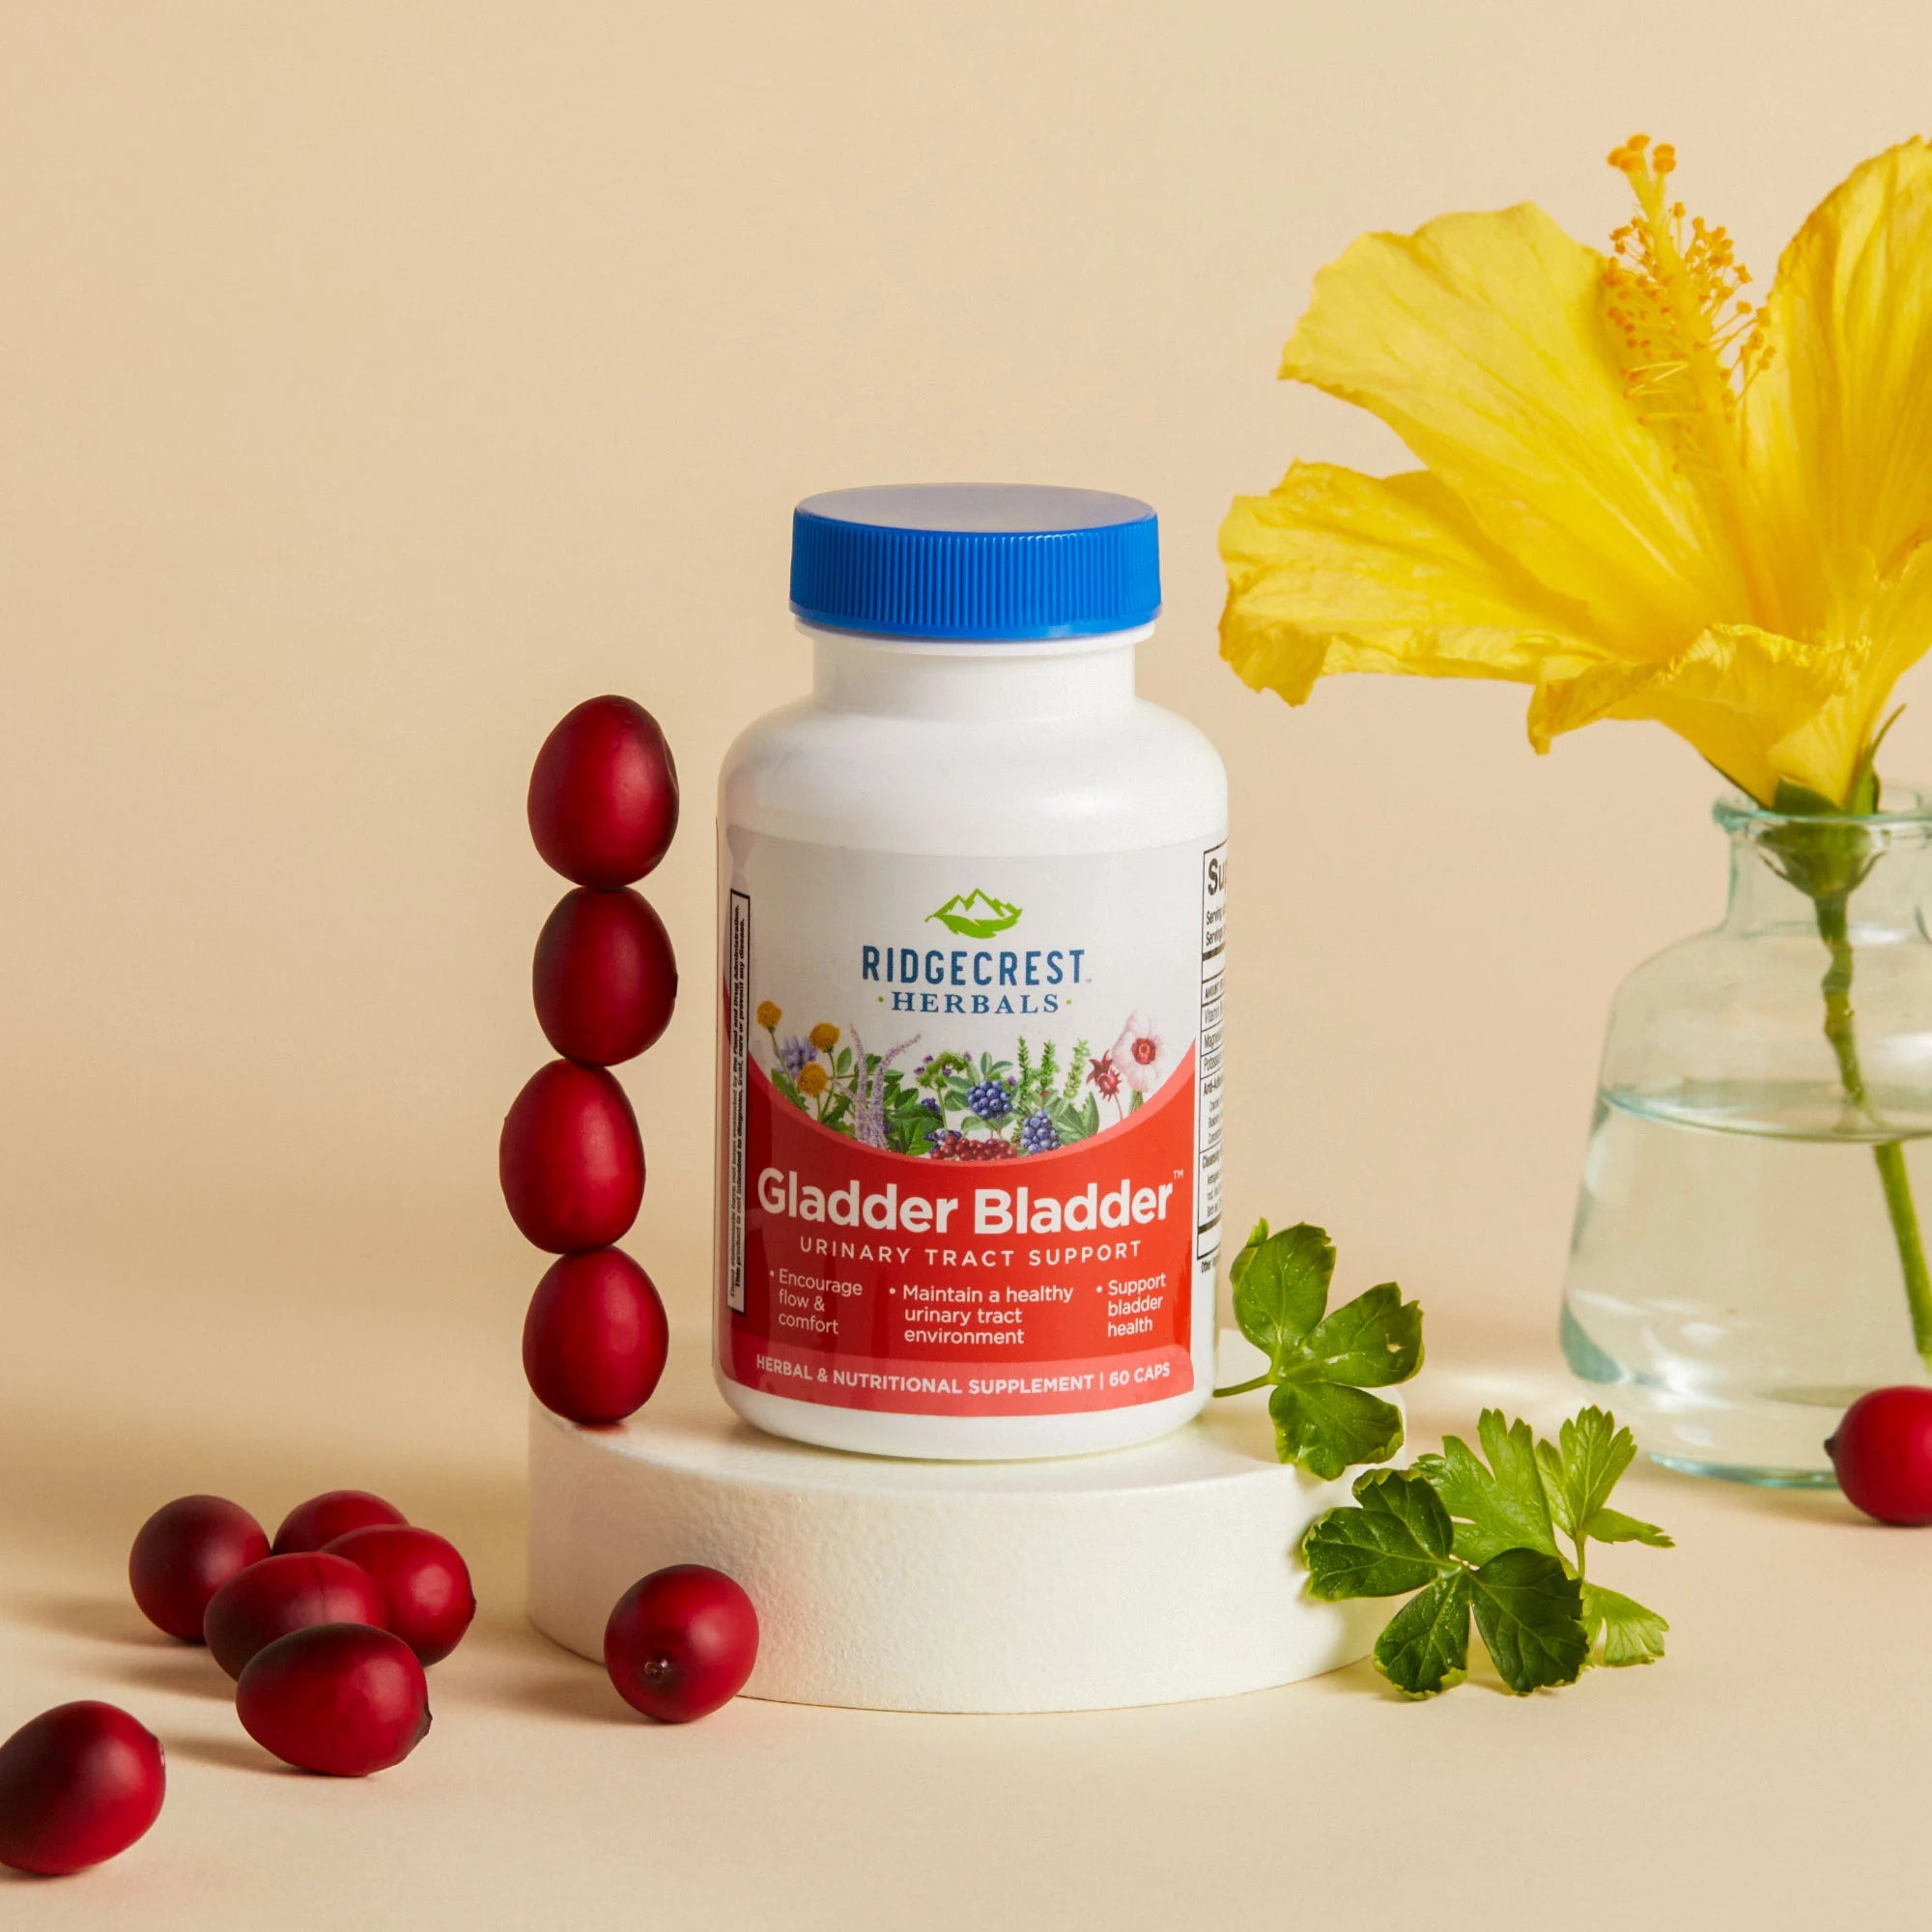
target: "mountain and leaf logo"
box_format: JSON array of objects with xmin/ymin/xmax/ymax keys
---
[{"xmin": 926, "ymin": 889, "xmax": 1023, "ymax": 938}]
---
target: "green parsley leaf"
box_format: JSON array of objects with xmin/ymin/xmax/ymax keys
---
[
  {"xmin": 1537, "ymin": 1406, "xmax": 1673, "ymax": 1667},
  {"xmin": 1304, "ymin": 1404, "xmax": 1673, "ymax": 1698},
  {"xmin": 1584, "ymin": 1507, "xmax": 1674, "ymax": 1548},
  {"xmin": 1217, "ymin": 1222, "xmax": 1425, "ymax": 1478},
  {"xmin": 1228, "ymin": 1215, "xmax": 1267, "ymax": 1279},
  {"xmin": 1468, "ymin": 1548, "xmax": 1588, "ymax": 1693},
  {"xmin": 1535, "ymin": 1406, "xmax": 1631, "ymax": 1539},
  {"xmin": 1533, "ymin": 1407, "xmax": 1673, "ymax": 1549},
  {"xmin": 1373, "ymin": 1572, "xmax": 1472, "ymax": 1696},
  {"xmin": 1415, "ymin": 1409, "xmax": 1558, "ymax": 1565},
  {"xmin": 1271, "ymin": 1379, "xmax": 1406, "ymax": 1481},
  {"xmin": 1296, "ymin": 1282, "xmax": 1425, "ymax": 1387},
  {"xmin": 1302, "ymin": 1469, "xmax": 1456, "ymax": 1599},
  {"xmin": 1230, "ymin": 1220, "xmax": 1333, "ymax": 1370},
  {"xmin": 1581, "ymin": 1583, "xmax": 1669, "ymax": 1667},
  {"xmin": 1311, "ymin": 1493, "xmax": 1584, "ymax": 1697}
]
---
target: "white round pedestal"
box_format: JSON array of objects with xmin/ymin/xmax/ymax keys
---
[{"xmin": 526, "ymin": 1334, "xmax": 1384, "ymax": 1713}]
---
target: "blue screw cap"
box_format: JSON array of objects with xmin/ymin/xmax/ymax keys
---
[{"xmin": 789, "ymin": 483, "xmax": 1160, "ymax": 641}]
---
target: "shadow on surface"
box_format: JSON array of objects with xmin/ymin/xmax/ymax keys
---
[
  {"xmin": 1288, "ymin": 1658, "xmax": 1393, "ymax": 1701},
  {"xmin": 1644, "ymin": 1461, "xmax": 1852, "ymax": 1522},
  {"xmin": 165, "ymin": 1734, "xmax": 278, "ymax": 1775},
  {"xmin": 99, "ymin": 1648, "xmax": 235, "ymax": 1703},
  {"xmin": 1291, "ymin": 1650, "xmax": 1533, "ymax": 1701},
  {"xmin": 462, "ymin": 1626, "xmax": 635, "ymax": 1727},
  {"xmin": 6, "ymin": 1590, "xmax": 238, "ymax": 1697},
  {"xmin": 5, "ymin": 1592, "xmax": 155, "ymax": 1643}
]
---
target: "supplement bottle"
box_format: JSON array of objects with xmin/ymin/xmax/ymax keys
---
[{"xmin": 716, "ymin": 485, "xmax": 1227, "ymax": 1459}]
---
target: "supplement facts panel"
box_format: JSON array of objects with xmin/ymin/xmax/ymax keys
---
[
  {"xmin": 1197, "ymin": 840, "xmax": 1226, "ymax": 1263},
  {"xmin": 724, "ymin": 888, "xmax": 752, "ymax": 1315}
]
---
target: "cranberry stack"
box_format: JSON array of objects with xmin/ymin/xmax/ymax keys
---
[{"xmin": 503, "ymin": 696, "xmax": 677, "ymax": 1425}]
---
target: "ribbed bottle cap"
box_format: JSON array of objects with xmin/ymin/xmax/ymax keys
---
[{"xmin": 789, "ymin": 484, "xmax": 1160, "ymax": 640}]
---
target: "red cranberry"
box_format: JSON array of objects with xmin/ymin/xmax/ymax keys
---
[
  {"xmin": 0, "ymin": 1703, "xmax": 165, "ymax": 1875},
  {"xmin": 533, "ymin": 888, "xmax": 678, "ymax": 1066},
  {"xmin": 527, "ymin": 696, "xmax": 679, "ymax": 888},
  {"xmin": 203, "ymin": 1552, "xmax": 386, "ymax": 1679},
  {"xmin": 604, "ymin": 1565, "xmax": 758, "ymax": 1722},
  {"xmin": 524, "ymin": 1248, "xmax": 669, "ymax": 1425},
  {"xmin": 499, "ymin": 1060, "xmax": 644, "ymax": 1252},
  {"xmin": 324, "ymin": 1526, "xmax": 475, "ymax": 1665},
  {"xmin": 128, "ymin": 1494, "xmax": 270, "ymax": 1641},
  {"xmin": 271, "ymin": 1489, "xmax": 407, "ymax": 1555},
  {"xmin": 237, "ymin": 1625, "xmax": 430, "ymax": 1776},
  {"xmin": 1827, "ymin": 1385, "xmax": 1932, "ymax": 1523}
]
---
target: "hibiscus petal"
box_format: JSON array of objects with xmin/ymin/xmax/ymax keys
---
[
  {"xmin": 1281, "ymin": 204, "xmax": 1742, "ymax": 646},
  {"xmin": 1746, "ymin": 138, "xmax": 1932, "ymax": 633},
  {"xmin": 1771, "ymin": 541, "xmax": 1932, "ymax": 804},
  {"xmin": 1219, "ymin": 462, "xmax": 1608, "ymax": 704},
  {"xmin": 1524, "ymin": 549, "xmax": 1932, "ymax": 807},
  {"xmin": 1529, "ymin": 623, "xmax": 1854, "ymax": 805}
]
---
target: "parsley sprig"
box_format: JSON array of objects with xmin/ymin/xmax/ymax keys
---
[
  {"xmin": 1211, "ymin": 1220, "xmax": 1425, "ymax": 1479},
  {"xmin": 1305, "ymin": 1407, "xmax": 1673, "ymax": 1696}
]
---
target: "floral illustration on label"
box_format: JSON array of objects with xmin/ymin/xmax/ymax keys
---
[{"xmin": 753, "ymin": 1003, "xmax": 1177, "ymax": 1160}]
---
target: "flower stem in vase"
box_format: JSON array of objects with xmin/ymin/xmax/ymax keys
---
[{"xmin": 1814, "ymin": 891, "xmax": 1932, "ymax": 1369}]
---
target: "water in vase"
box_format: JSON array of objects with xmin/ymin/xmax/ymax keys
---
[{"xmin": 1561, "ymin": 1079, "xmax": 1932, "ymax": 1484}]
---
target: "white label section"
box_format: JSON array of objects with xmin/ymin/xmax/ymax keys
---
[{"xmin": 717, "ymin": 827, "xmax": 1226, "ymax": 1273}]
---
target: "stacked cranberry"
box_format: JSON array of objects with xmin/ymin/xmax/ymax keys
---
[
  {"xmin": 504, "ymin": 701, "xmax": 760, "ymax": 1723},
  {"xmin": 504, "ymin": 696, "xmax": 677, "ymax": 1426}
]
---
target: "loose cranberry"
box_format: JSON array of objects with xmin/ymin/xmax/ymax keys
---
[
  {"xmin": 128, "ymin": 1495, "xmax": 270, "ymax": 1642},
  {"xmin": 604, "ymin": 1565, "xmax": 758, "ymax": 1722},
  {"xmin": 524, "ymin": 1248, "xmax": 669, "ymax": 1425},
  {"xmin": 533, "ymin": 888, "xmax": 678, "ymax": 1066},
  {"xmin": 527, "ymin": 696, "xmax": 679, "ymax": 888},
  {"xmin": 499, "ymin": 1060, "xmax": 644, "ymax": 1253},
  {"xmin": 0, "ymin": 1703, "xmax": 165, "ymax": 1875},
  {"xmin": 237, "ymin": 1625, "xmax": 431, "ymax": 1776},
  {"xmin": 1827, "ymin": 1385, "xmax": 1932, "ymax": 1523},
  {"xmin": 271, "ymin": 1489, "xmax": 408, "ymax": 1555},
  {"xmin": 203, "ymin": 1552, "xmax": 386, "ymax": 1679},
  {"xmin": 324, "ymin": 1526, "xmax": 475, "ymax": 1665}
]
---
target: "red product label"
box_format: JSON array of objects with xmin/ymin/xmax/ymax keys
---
[{"xmin": 723, "ymin": 1049, "xmax": 1197, "ymax": 1416}]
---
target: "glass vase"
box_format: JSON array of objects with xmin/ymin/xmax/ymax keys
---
[{"xmin": 1560, "ymin": 786, "xmax": 1932, "ymax": 1485}]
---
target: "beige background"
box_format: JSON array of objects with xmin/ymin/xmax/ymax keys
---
[{"xmin": 4, "ymin": 2, "xmax": 1931, "ymax": 1925}]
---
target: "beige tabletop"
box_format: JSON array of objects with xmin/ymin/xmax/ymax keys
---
[
  {"xmin": 6, "ymin": 1, "xmax": 1932, "ymax": 1924},
  {"xmin": 4, "ymin": 1270, "xmax": 1924, "ymax": 1932}
]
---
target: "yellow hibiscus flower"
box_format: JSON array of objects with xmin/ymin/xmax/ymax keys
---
[{"xmin": 1221, "ymin": 135, "xmax": 1932, "ymax": 809}]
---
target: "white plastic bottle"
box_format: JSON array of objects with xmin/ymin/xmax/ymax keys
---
[{"xmin": 715, "ymin": 485, "xmax": 1227, "ymax": 1459}]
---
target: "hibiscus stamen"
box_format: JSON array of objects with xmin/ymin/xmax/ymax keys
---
[
  {"xmin": 1604, "ymin": 135, "xmax": 1772, "ymax": 439},
  {"xmin": 1603, "ymin": 133, "xmax": 1777, "ymax": 623}
]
